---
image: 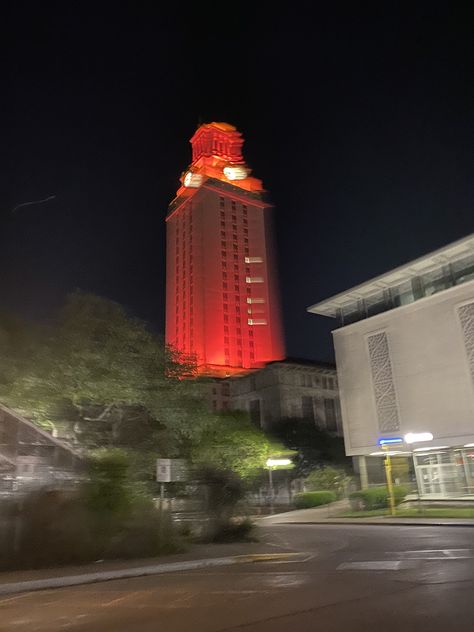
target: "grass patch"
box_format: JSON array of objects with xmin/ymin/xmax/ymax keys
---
[{"xmin": 340, "ymin": 507, "xmax": 474, "ymax": 519}]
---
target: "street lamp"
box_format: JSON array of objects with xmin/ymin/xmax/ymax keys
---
[{"xmin": 265, "ymin": 458, "xmax": 292, "ymax": 514}]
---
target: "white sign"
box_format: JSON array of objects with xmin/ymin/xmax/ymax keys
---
[{"xmin": 156, "ymin": 458, "xmax": 187, "ymax": 483}]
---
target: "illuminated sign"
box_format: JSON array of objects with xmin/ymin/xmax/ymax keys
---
[{"xmin": 378, "ymin": 437, "xmax": 403, "ymax": 446}]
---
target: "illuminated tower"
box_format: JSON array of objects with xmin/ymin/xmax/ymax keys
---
[{"xmin": 165, "ymin": 122, "xmax": 285, "ymax": 376}]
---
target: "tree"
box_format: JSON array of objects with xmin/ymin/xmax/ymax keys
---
[
  {"xmin": 270, "ymin": 418, "xmax": 349, "ymax": 478},
  {"xmin": 192, "ymin": 411, "xmax": 286, "ymax": 480},
  {"xmin": 0, "ymin": 293, "xmax": 214, "ymax": 468}
]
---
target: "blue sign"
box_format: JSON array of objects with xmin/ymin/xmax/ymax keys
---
[{"xmin": 378, "ymin": 437, "xmax": 403, "ymax": 446}]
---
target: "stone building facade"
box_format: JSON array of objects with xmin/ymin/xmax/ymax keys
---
[{"xmin": 209, "ymin": 358, "xmax": 343, "ymax": 434}]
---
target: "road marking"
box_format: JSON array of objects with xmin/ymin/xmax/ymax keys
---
[
  {"xmin": 337, "ymin": 561, "xmax": 405, "ymax": 571},
  {"xmin": 101, "ymin": 590, "xmax": 148, "ymax": 607},
  {"xmin": 392, "ymin": 548, "xmax": 474, "ymax": 560}
]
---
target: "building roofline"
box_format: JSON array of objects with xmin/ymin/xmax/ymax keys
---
[
  {"xmin": 0, "ymin": 403, "xmax": 83, "ymax": 459},
  {"xmin": 266, "ymin": 357, "xmax": 336, "ymax": 370},
  {"xmin": 307, "ymin": 233, "xmax": 474, "ymax": 318}
]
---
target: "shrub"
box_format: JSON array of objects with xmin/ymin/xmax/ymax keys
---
[
  {"xmin": 3, "ymin": 450, "xmax": 183, "ymax": 570},
  {"xmin": 209, "ymin": 518, "xmax": 256, "ymax": 543},
  {"xmin": 197, "ymin": 466, "xmax": 246, "ymax": 542},
  {"xmin": 294, "ymin": 491, "xmax": 337, "ymax": 509},
  {"xmin": 349, "ymin": 485, "xmax": 408, "ymax": 510},
  {"xmin": 305, "ymin": 466, "xmax": 351, "ymax": 498}
]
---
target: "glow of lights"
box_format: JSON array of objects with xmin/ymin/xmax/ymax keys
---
[
  {"xmin": 413, "ymin": 446, "xmax": 449, "ymax": 452},
  {"xmin": 224, "ymin": 165, "xmax": 248, "ymax": 180},
  {"xmin": 464, "ymin": 443, "xmax": 474, "ymax": 448},
  {"xmin": 183, "ymin": 171, "xmax": 203, "ymax": 188},
  {"xmin": 266, "ymin": 458, "xmax": 291, "ymax": 467},
  {"xmin": 370, "ymin": 451, "xmax": 405, "ymax": 456},
  {"xmin": 378, "ymin": 437, "xmax": 403, "ymax": 446},
  {"xmin": 404, "ymin": 432, "xmax": 434, "ymax": 444}
]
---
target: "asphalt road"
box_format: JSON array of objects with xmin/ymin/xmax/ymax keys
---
[{"xmin": 1, "ymin": 524, "xmax": 474, "ymax": 631}]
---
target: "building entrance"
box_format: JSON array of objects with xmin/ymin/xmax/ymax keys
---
[{"xmin": 414, "ymin": 450, "xmax": 473, "ymax": 497}]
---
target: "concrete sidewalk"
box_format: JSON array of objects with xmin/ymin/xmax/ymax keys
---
[{"xmin": 257, "ymin": 500, "xmax": 474, "ymax": 527}]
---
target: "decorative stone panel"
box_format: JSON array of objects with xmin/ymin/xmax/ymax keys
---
[
  {"xmin": 458, "ymin": 302, "xmax": 474, "ymax": 384},
  {"xmin": 367, "ymin": 331, "xmax": 400, "ymax": 432}
]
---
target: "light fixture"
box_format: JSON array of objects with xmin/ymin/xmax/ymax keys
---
[
  {"xmin": 378, "ymin": 437, "xmax": 403, "ymax": 446},
  {"xmin": 413, "ymin": 446, "xmax": 449, "ymax": 452},
  {"xmin": 266, "ymin": 458, "xmax": 291, "ymax": 467},
  {"xmin": 404, "ymin": 432, "xmax": 434, "ymax": 444},
  {"xmin": 464, "ymin": 443, "xmax": 474, "ymax": 448}
]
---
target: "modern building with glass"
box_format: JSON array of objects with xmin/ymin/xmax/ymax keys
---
[{"xmin": 308, "ymin": 234, "xmax": 474, "ymax": 498}]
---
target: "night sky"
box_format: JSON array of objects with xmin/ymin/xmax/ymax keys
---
[{"xmin": 1, "ymin": 4, "xmax": 472, "ymax": 362}]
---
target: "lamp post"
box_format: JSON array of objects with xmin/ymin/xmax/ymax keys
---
[{"xmin": 265, "ymin": 458, "xmax": 292, "ymax": 515}]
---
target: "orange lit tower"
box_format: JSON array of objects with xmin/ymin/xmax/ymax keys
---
[{"xmin": 165, "ymin": 122, "xmax": 285, "ymax": 376}]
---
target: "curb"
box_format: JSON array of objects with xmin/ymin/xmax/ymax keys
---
[
  {"xmin": 0, "ymin": 553, "xmax": 300, "ymax": 597},
  {"xmin": 268, "ymin": 520, "xmax": 474, "ymax": 528}
]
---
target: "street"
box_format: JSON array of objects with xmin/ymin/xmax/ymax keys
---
[{"xmin": 1, "ymin": 524, "xmax": 474, "ymax": 631}]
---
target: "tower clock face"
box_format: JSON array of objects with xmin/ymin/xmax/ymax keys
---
[
  {"xmin": 223, "ymin": 165, "xmax": 248, "ymax": 181},
  {"xmin": 183, "ymin": 171, "xmax": 203, "ymax": 188}
]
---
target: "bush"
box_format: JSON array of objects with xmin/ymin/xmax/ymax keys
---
[
  {"xmin": 3, "ymin": 450, "xmax": 183, "ymax": 570},
  {"xmin": 197, "ymin": 466, "xmax": 246, "ymax": 542},
  {"xmin": 349, "ymin": 485, "xmax": 408, "ymax": 510},
  {"xmin": 304, "ymin": 466, "xmax": 351, "ymax": 498},
  {"xmin": 208, "ymin": 518, "xmax": 256, "ymax": 543},
  {"xmin": 294, "ymin": 491, "xmax": 337, "ymax": 509}
]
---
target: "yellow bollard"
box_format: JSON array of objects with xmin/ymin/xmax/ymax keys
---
[{"xmin": 383, "ymin": 447, "xmax": 396, "ymax": 516}]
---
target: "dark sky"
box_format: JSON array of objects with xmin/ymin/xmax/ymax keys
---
[{"xmin": 1, "ymin": 3, "xmax": 472, "ymax": 361}]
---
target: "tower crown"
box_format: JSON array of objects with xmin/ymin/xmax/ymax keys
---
[
  {"xmin": 181, "ymin": 122, "xmax": 263, "ymax": 194},
  {"xmin": 190, "ymin": 122, "xmax": 244, "ymax": 164}
]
